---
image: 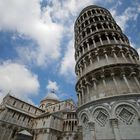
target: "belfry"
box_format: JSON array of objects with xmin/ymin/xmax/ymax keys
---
[{"xmin": 75, "ymin": 5, "xmax": 140, "ymax": 140}]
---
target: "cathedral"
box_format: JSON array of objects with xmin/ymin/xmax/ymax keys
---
[{"xmin": 0, "ymin": 5, "xmax": 140, "ymax": 140}]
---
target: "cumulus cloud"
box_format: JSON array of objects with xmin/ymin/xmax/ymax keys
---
[
  {"xmin": 0, "ymin": 0, "xmax": 63, "ymax": 66},
  {"xmin": 110, "ymin": 5, "xmax": 140, "ymax": 31},
  {"xmin": 60, "ymin": 39, "xmax": 75, "ymax": 79},
  {"xmin": 0, "ymin": 61, "xmax": 39, "ymax": 103},
  {"xmin": 46, "ymin": 80, "xmax": 59, "ymax": 91}
]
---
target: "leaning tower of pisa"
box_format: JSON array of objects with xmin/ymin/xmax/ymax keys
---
[{"xmin": 74, "ymin": 5, "xmax": 140, "ymax": 140}]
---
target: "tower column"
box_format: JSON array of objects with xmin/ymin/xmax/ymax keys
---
[
  {"xmin": 85, "ymin": 78, "xmax": 91, "ymax": 102},
  {"xmin": 122, "ymin": 72, "xmax": 132, "ymax": 92},
  {"xmin": 130, "ymin": 72, "xmax": 140, "ymax": 90},
  {"xmin": 120, "ymin": 49, "xmax": 127, "ymax": 62},
  {"xmin": 104, "ymin": 49, "xmax": 109, "ymax": 64},
  {"xmin": 95, "ymin": 50, "xmax": 100, "ymax": 62},
  {"xmin": 112, "ymin": 48, "xmax": 119, "ymax": 62},
  {"xmin": 88, "ymin": 121, "xmax": 96, "ymax": 140},
  {"xmin": 110, "ymin": 118, "xmax": 121, "ymax": 140},
  {"xmin": 99, "ymin": 35, "xmax": 103, "ymax": 45},
  {"xmin": 111, "ymin": 72, "xmax": 119, "ymax": 94},
  {"xmin": 92, "ymin": 77, "xmax": 97, "ymax": 99},
  {"xmin": 88, "ymin": 53, "xmax": 93, "ymax": 64},
  {"xmin": 92, "ymin": 37, "xmax": 97, "ymax": 48},
  {"xmin": 126, "ymin": 51, "xmax": 135, "ymax": 63},
  {"xmin": 105, "ymin": 33, "xmax": 111, "ymax": 44}
]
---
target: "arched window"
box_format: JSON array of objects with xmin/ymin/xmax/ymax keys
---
[
  {"xmin": 86, "ymin": 28, "xmax": 90, "ymax": 34},
  {"xmin": 94, "ymin": 16, "xmax": 99, "ymax": 21},
  {"xmin": 99, "ymin": 16, "xmax": 104, "ymax": 21},
  {"xmin": 87, "ymin": 11, "xmax": 91, "ymax": 16},
  {"xmin": 103, "ymin": 23, "xmax": 108, "ymax": 29},
  {"xmin": 88, "ymin": 38, "xmax": 93, "ymax": 46},
  {"xmin": 80, "ymin": 16, "xmax": 83, "ymax": 21},
  {"xmin": 115, "ymin": 34, "xmax": 119, "ymax": 41},
  {"xmin": 96, "ymin": 9, "xmax": 100, "ymax": 13},
  {"xmin": 94, "ymin": 36, "xmax": 99, "ymax": 43},
  {"xmin": 109, "ymin": 23, "xmax": 113, "ymax": 29},
  {"xmin": 91, "ymin": 25, "xmax": 96, "ymax": 31},
  {"xmin": 82, "ymin": 31, "xmax": 85, "ymax": 38},
  {"xmin": 85, "ymin": 20, "xmax": 88, "ymax": 26},
  {"xmin": 89, "ymin": 18, "xmax": 93, "ymax": 23},
  {"xmin": 92, "ymin": 9, "xmax": 96, "ymax": 14},
  {"xmin": 81, "ymin": 23, "xmax": 84, "ymax": 29},
  {"xmin": 83, "ymin": 13, "xmax": 87, "ymax": 19},
  {"xmin": 108, "ymin": 34, "xmax": 113, "ymax": 40},
  {"xmin": 101, "ymin": 34, "xmax": 107, "ymax": 41},
  {"xmin": 97, "ymin": 24, "xmax": 102, "ymax": 30}
]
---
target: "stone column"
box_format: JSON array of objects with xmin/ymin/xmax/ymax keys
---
[
  {"xmin": 33, "ymin": 133, "xmax": 37, "ymax": 140},
  {"xmin": 106, "ymin": 33, "xmax": 111, "ymax": 44},
  {"xmin": 79, "ymin": 64, "xmax": 83, "ymax": 76},
  {"xmin": 78, "ymin": 48, "xmax": 81, "ymax": 57},
  {"xmin": 92, "ymin": 38, "xmax": 96, "ymax": 48},
  {"xmin": 1, "ymin": 127, "xmax": 7, "ymax": 140},
  {"xmin": 111, "ymin": 72, "xmax": 119, "ymax": 94},
  {"xmin": 133, "ymin": 54, "xmax": 138, "ymax": 62},
  {"xmin": 85, "ymin": 79, "xmax": 91, "ymax": 102},
  {"xmin": 118, "ymin": 36, "xmax": 123, "ymax": 44},
  {"xmin": 101, "ymin": 23, "xmax": 105, "ymax": 30},
  {"xmin": 92, "ymin": 77, "xmax": 97, "ymax": 99},
  {"xmin": 130, "ymin": 72, "xmax": 140, "ymax": 90},
  {"xmin": 77, "ymin": 125, "xmax": 83, "ymax": 140},
  {"xmin": 81, "ymin": 84, "xmax": 85, "ymax": 104},
  {"xmin": 126, "ymin": 51, "xmax": 135, "ymax": 63},
  {"xmin": 81, "ymin": 45, "xmax": 84, "ymax": 54},
  {"xmin": 99, "ymin": 35, "xmax": 103, "ymax": 45},
  {"xmin": 88, "ymin": 53, "xmax": 92, "ymax": 64},
  {"xmin": 110, "ymin": 118, "xmax": 121, "ymax": 140},
  {"xmin": 83, "ymin": 59, "xmax": 86, "ymax": 69},
  {"xmin": 102, "ymin": 74, "xmax": 106, "ymax": 88},
  {"xmin": 95, "ymin": 50, "xmax": 100, "ymax": 62},
  {"xmin": 120, "ymin": 49, "xmax": 127, "ymax": 62},
  {"xmin": 122, "ymin": 72, "xmax": 132, "ymax": 92},
  {"xmin": 112, "ymin": 48, "xmax": 119, "ymax": 63},
  {"xmin": 87, "ymin": 41, "xmax": 90, "ymax": 51},
  {"xmin": 88, "ymin": 121, "xmax": 96, "ymax": 140},
  {"xmin": 95, "ymin": 24, "xmax": 98, "ymax": 31},
  {"xmin": 104, "ymin": 49, "xmax": 109, "ymax": 64},
  {"xmin": 77, "ymin": 87, "xmax": 81, "ymax": 106},
  {"xmin": 112, "ymin": 33, "xmax": 118, "ymax": 43},
  {"xmin": 8, "ymin": 128, "xmax": 14, "ymax": 140}
]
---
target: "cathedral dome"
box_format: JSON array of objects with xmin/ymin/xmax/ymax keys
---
[
  {"xmin": 44, "ymin": 91, "xmax": 59, "ymax": 101},
  {"xmin": 39, "ymin": 90, "xmax": 60, "ymax": 110}
]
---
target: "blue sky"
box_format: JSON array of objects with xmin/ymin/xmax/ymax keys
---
[{"xmin": 0, "ymin": 0, "xmax": 140, "ymax": 106}]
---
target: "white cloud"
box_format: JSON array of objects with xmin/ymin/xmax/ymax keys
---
[
  {"xmin": 46, "ymin": 80, "xmax": 59, "ymax": 91},
  {"xmin": 0, "ymin": 0, "xmax": 63, "ymax": 66},
  {"xmin": 59, "ymin": 39, "xmax": 76, "ymax": 79},
  {"xmin": 110, "ymin": 6, "xmax": 140, "ymax": 31},
  {"xmin": 0, "ymin": 61, "xmax": 39, "ymax": 103}
]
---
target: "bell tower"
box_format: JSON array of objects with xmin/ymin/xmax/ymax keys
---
[{"xmin": 75, "ymin": 5, "xmax": 140, "ymax": 140}]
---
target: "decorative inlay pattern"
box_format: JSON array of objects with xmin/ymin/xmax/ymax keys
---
[
  {"xmin": 93, "ymin": 109, "xmax": 109, "ymax": 127},
  {"xmin": 116, "ymin": 105, "xmax": 136, "ymax": 125}
]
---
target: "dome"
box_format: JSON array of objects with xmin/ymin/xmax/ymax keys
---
[{"xmin": 44, "ymin": 90, "xmax": 59, "ymax": 101}]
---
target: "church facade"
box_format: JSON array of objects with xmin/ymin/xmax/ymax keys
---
[
  {"xmin": 0, "ymin": 92, "xmax": 79, "ymax": 140},
  {"xmin": 0, "ymin": 5, "xmax": 140, "ymax": 140}
]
